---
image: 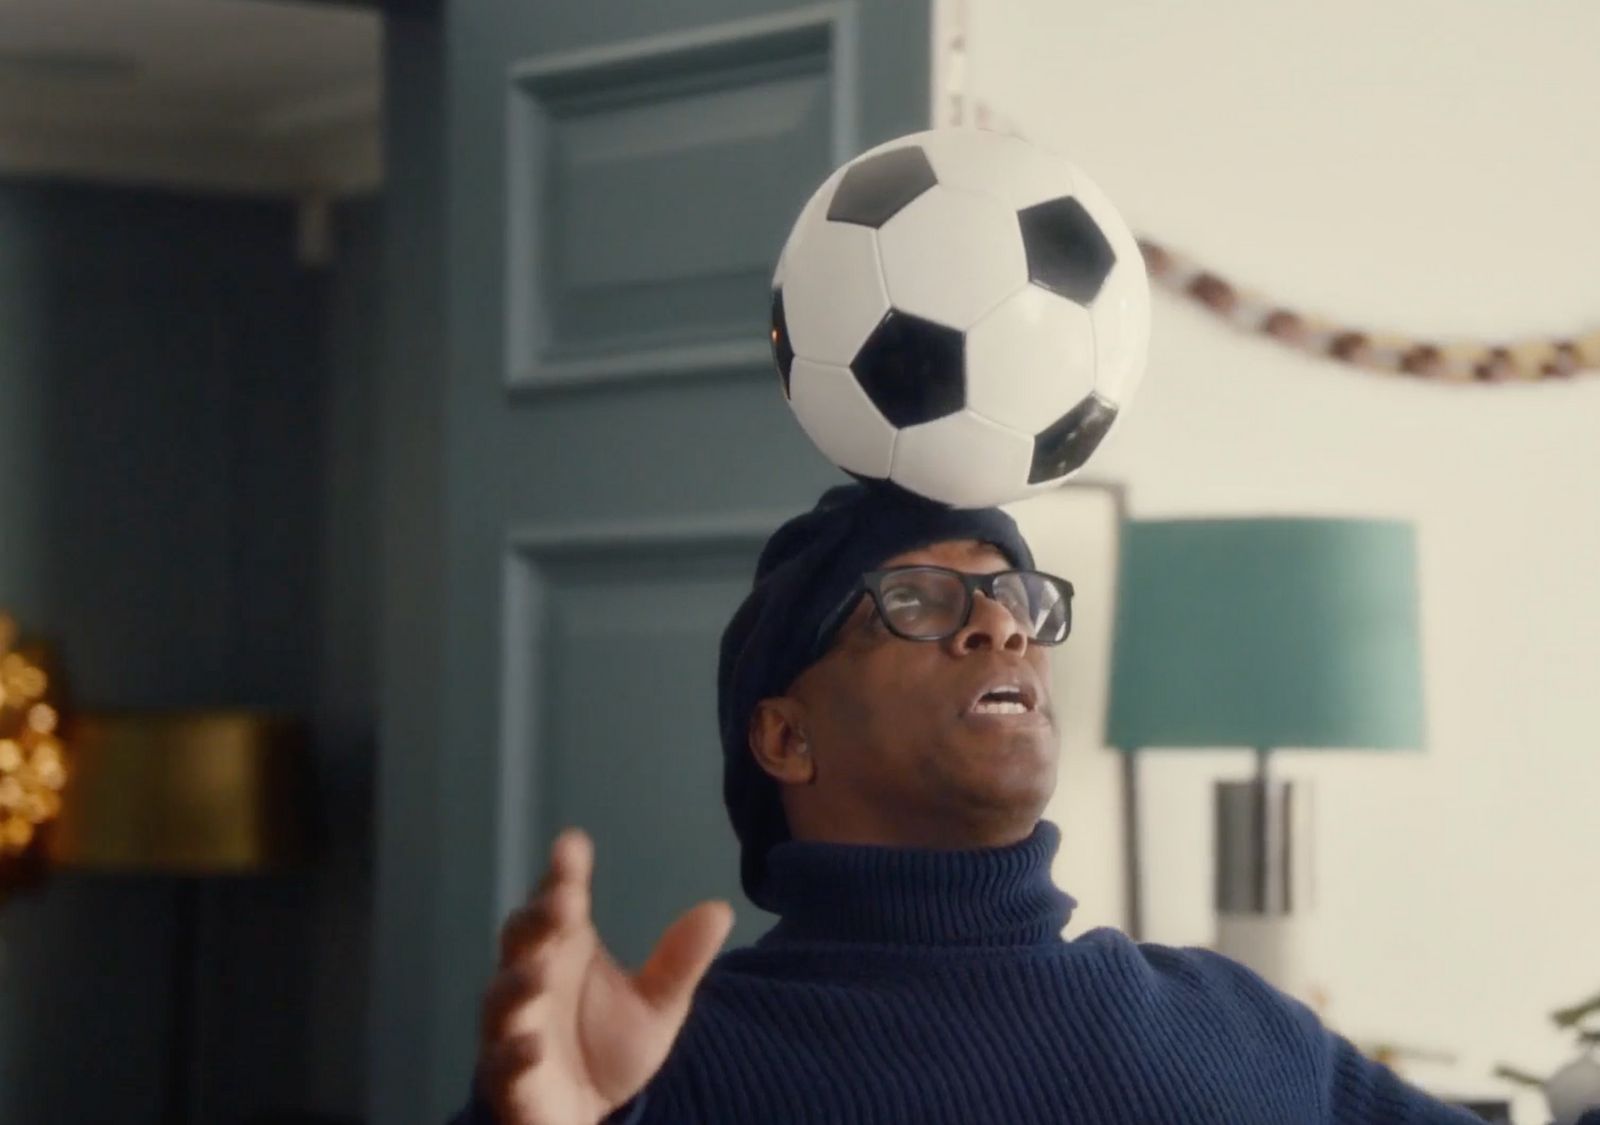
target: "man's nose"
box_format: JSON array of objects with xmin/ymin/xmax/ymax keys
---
[{"xmin": 952, "ymin": 592, "xmax": 1027, "ymax": 653}]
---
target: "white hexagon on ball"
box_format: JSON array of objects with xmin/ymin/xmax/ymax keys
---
[
  {"xmin": 914, "ymin": 128, "xmax": 1080, "ymax": 212},
  {"xmin": 965, "ymin": 286, "xmax": 1096, "ymax": 433},
  {"xmin": 891, "ymin": 410, "xmax": 1035, "ymax": 509},
  {"xmin": 1089, "ymin": 259, "xmax": 1149, "ymax": 406},
  {"xmin": 788, "ymin": 357, "xmax": 897, "ymax": 479},
  {"xmin": 774, "ymin": 164, "xmax": 847, "ymax": 285},
  {"xmin": 780, "ymin": 213, "xmax": 890, "ymax": 369},
  {"xmin": 1067, "ymin": 168, "xmax": 1151, "ymax": 405},
  {"xmin": 876, "ymin": 185, "xmax": 1028, "ymax": 330}
]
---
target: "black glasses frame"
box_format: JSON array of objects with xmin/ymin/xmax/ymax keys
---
[{"xmin": 813, "ymin": 565, "xmax": 1075, "ymax": 651}]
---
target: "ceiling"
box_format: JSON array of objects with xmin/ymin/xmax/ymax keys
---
[{"xmin": 0, "ymin": 0, "xmax": 382, "ymax": 196}]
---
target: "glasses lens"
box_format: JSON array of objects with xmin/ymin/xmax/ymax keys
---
[
  {"xmin": 873, "ymin": 569, "xmax": 1073, "ymax": 644},
  {"xmin": 877, "ymin": 569, "xmax": 967, "ymax": 638},
  {"xmin": 994, "ymin": 571, "xmax": 1072, "ymax": 644}
]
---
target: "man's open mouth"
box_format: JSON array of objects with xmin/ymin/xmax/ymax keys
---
[{"xmin": 966, "ymin": 680, "xmax": 1038, "ymax": 716}]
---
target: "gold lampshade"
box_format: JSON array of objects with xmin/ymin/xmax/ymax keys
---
[{"xmin": 46, "ymin": 709, "xmax": 314, "ymax": 873}]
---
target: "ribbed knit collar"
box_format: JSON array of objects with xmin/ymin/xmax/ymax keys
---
[{"xmin": 757, "ymin": 819, "xmax": 1076, "ymax": 948}]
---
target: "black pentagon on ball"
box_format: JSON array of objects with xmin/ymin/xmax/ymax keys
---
[
  {"xmin": 850, "ymin": 309, "xmax": 965, "ymax": 428},
  {"xmin": 770, "ymin": 287, "xmax": 795, "ymax": 398},
  {"xmin": 826, "ymin": 146, "xmax": 938, "ymax": 229},
  {"xmin": 1029, "ymin": 393, "xmax": 1118, "ymax": 484},
  {"xmin": 1018, "ymin": 196, "xmax": 1116, "ymax": 304}
]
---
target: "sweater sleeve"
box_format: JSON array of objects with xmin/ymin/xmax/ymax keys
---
[
  {"xmin": 1171, "ymin": 944, "xmax": 1486, "ymax": 1124},
  {"xmin": 1320, "ymin": 1029, "xmax": 1489, "ymax": 1124}
]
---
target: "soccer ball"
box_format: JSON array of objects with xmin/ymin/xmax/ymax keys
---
[{"xmin": 769, "ymin": 128, "xmax": 1149, "ymax": 509}]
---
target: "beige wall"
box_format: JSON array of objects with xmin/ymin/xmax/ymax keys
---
[{"xmin": 955, "ymin": 1, "xmax": 1600, "ymax": 1117}]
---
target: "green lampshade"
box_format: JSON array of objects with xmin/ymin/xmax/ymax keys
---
[{"xmin": 1107, "ymin": 518, "xmax": 1424, "ymax": 752}]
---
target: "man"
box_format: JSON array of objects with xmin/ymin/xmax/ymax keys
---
[{"xmin": 459, "ymin": 482, "xmax": 1491, "ymax": 1124}]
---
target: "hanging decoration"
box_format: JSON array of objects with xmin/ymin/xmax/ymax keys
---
[
  {"xmin": 1138, "ymin": 237, "xmax": 1599, "ymax": 385},
  {"xmin": 943, "ymin": 77, "xmax": 1600, "ymax": 385}
]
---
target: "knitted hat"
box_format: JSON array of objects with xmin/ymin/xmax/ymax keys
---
[{"xmin": 717, "ymin": 481, "xmax": 1036, "ymax": 911}]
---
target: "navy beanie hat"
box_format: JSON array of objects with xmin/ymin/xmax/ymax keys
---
[{"xmin": 717, "ymin": 481, "xmax": 1036, "ymax": 911}]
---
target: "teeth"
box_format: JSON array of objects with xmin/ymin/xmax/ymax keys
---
[{"xmin": 972, "ymin": 701, "xmax": 1028, "ymax": 715}]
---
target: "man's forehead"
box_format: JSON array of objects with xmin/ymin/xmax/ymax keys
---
[{"xmin": 878, "ymin": 538, "xmax": 1012, "ymax": 570}]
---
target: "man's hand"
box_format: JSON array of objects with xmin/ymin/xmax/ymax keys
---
[{"xmin": 477, "ymin": 828, "xmax": 735, "ymax": 1125}]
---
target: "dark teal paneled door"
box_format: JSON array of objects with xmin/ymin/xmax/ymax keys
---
[{"xmin": 371, "ymin": 4, "xmax": 934, "ymax": 1123}]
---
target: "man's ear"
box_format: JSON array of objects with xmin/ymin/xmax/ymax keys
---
[{"xmin": 748, "ymin": 697, "xmax": 816, "ymax": 785}]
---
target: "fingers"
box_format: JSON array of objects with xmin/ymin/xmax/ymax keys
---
[
  {"xmin": 497, "ymin": 898, "xmax": 562, "ymax": 968},
  {"xmin": 477, "ymin": 1031, "xmax": 544, "ymax": 1122},
  {"xmin": 478, "ymin": 828, "xmax": 615, "ymax": 1125},
  {"xmin": 499, "ymin": 828, "xmax": 594, "ymax": 968},
  {"xmin": 545, "ymin": 826, "xmax": 594, "ymax": 893},
  {"xmin": 486, "ymin": 829, "xmax": 598, "ymax": 1048},
  {"xmin": 479, "ymin": 1029, "xmax": 543, "ymax": 1090},
  {"xmin": 634, "ymin": 900, "xmax": 735, "ymax": 1015},
  {"xmin": 479, "ymin": 960, "xmax": 548, "ymax": 1047}
]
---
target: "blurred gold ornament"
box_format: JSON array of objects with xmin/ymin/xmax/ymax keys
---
[
  {"xmin": 32, "ymin": 742, "xmax": 65, "ymax": 789},
  {"xmin": 0, "ymin": 613, "xmax": 68, "ymax": 863},
  {"xmin": 3, "ymin": 816, "xmax": 34, "ymax": 850},
  {"xmin": 28, "ymin": 704, "xmax": 57, "ymax": 734}
]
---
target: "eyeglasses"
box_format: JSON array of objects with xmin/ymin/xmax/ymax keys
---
[{"xmin": 814, "ymin": 566, "xmax": 1075, "ymax": 651}]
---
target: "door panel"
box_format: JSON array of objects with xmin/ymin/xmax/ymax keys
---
[
  {"xmin": 498, "ymin": 522, "xmax": 788, "ymax": 967},
  {"xmin": 506, "ymin": 10, "xmax": 853, "ymax": 386}
]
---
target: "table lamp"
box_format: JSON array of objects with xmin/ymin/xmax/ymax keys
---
[
  {"xmin": 1107, "ymin": 518, "xmax": 1424, "ymax": 998},
  {"xmin": 45, "ymin": 709, "xmax": 315, "ymax": 1125}
]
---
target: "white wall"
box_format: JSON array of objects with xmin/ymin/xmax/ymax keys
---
[{"xmin": 955, "ymin": 2, "xmax": 1600, "ymax": 1118}]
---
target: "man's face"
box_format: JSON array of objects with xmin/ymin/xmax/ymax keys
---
[{"xmin": 775, "ymin": 537, "xmax": 1059, "ymax": 843}]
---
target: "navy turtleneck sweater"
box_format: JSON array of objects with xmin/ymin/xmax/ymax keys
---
[{"xmin": 461, "ymin": 821, "xmax": 1494, "ymax": 1124}]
